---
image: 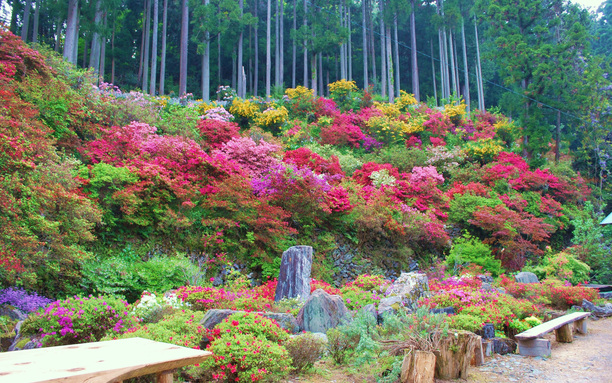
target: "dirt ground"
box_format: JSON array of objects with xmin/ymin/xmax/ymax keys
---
[{"xmin": 291, "ymin": 316, "xmax": 612, "ymax": 383}]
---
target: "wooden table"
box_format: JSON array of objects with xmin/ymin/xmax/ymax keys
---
[{"xmin": 0, "ymin": 337, "xmax": 213, "ymax": 383}]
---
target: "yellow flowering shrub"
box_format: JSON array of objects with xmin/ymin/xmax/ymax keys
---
[
  {"xmin": 465, "ymin": 138, "xmax": 504, "ymax": 163},
  {"xmin": 285, "ymin": 86, "xmax": 315, "ymax": 100},
  {"xmin": 366, "ymin": 115, "xmax": 405, "ymax": 145},
  {"xmin": 443, "ymin": 102, "xmax": 467, "ymax": 124},
  {"xmin": 328, "ymin": 79, "xmax": 358, "ymax": 97},
  {"xmin": 373, "ymin": 102, "xmax": 401, "ymax": 119},
  {"xmin": 255, "ymin": 106, "xmax": 289, "ymax": 132},
  {"xmin": 230, "ymin": 98, "xmax": 260, "ymax": 120},
  {"xmin": 395, "ymin": 91, "xmax": 418, "ymax": 112},
  {"xmin": 153, "ymin": 95, "xmax": 170, "ymax": 108},
  {"xmin": 197, "ymin": 101, "xmax": 222, "ymax": 115},
  {"xmin": 402, "ymin": 113, "xmax": 427, "ymax": 134}
]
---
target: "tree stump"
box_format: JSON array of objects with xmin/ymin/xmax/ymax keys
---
[
  {"xmin": 555, "ymin": 323, "xmax": 574, "ymax": 343},
  {"xmin": 434, "ymin": 330, "xmax": 479, "ymax": 380},
  {"xmin": 400, "ymin": 349, "xmax": 436, "ymax": 383}
]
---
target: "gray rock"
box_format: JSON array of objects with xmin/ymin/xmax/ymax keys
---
[
  {"xmin": 297, "ymin": 289, "xmax": 349, "ymax": 333},
  {"xmin": 275, "ymin": 246, "xmax": 313, "ymax": 302},
  {"xmin": 359, "ymin": 303, "xmax": 378, "ymax": 322},
  {"xmin": 0, "ymin": 306, "xmax": 27, "ymax": 321},
  {"xmin": 478, "ymin": 275, "xmax": 494, "ymax": 284},
  {"xmin": 430, "ymin": 306, "xmax": 455, "ymax": 315},
  {"xmin": 482, "ymin": 282, "xmax": 493, "ymax": 291},
  {"xmin": 378, "ymin": 296, "xmax": 403, "ymax": 316},
  {"xmin": 479, "ymin": 323, "xmax": 495, "ymax": 340},
  {"xmin": 582, "ymin": 299, "xmax": 612, "ymax": 318},
  {"xmin": 310, "ymin": 332, "xmax": 328, "ymax": 344},
  {"xmin": 200, "ymin": 309, "xmax": 237, "ymax": 329},
  {"xmin": 514, "ymin": 272, "xmax": 539, "ymax": 284},
  {"xmin": 493, "ymin": 337, "xmax": 517, "ymax": 354},
  {"xmin": 385, "ymin": 272, "xmax": 430, "ymax": 309},
  {"xmin": 260, "ymin": 312, "xmax": 300, "ymax": 333},
  {"xmin": 600, "ymin": 292, "xmax": 612, "ymax": 299}
]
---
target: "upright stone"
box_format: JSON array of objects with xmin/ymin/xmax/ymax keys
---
[
  {"xmin": 297, "ymin": 289, "xmax": 349, "ymax": 333},
  {"xmin": 274, "ymin": 245, "xmax": 313, "ymax": 302},
  {"xmin": 514, "ymin": 272, "xmax": 539, "ymax": 284}
]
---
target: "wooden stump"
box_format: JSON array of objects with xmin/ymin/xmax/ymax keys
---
[
  {"xmin": 400, "ymin": 349, "xmax": 436, "ymax": 383},
  {"xmin": 574, "ymin": 318, "xmax": 588, "ymax": 334},
  {"xmin": 471, "ymin": 336, "xmax": 484, "ymax": 366},
  {"xmin": 517, "ymin": 338, "xmax": 551, "ymax": 357},
  {"xmin": 555, "ymin": 323, "xmax": 574, "ymax": 343},
  {"xmin": 434, "ymin": 330, "xmax": 480, "ymax": 380}
]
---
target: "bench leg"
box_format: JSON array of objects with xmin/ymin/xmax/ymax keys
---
[
  {"xmin": 555, "ymin": 323, "xmax": 574, "ymax": 343},
  {"xmin": 157, "ymin": 370, "xmax": 174, "ymax": 383},
  {"xmin": 574, "ymin": 318, "xmax": 588, "ymax": 335},
  {"xmin": 518, "ymin": 338, "xmax": 551, "ymax": 357}
]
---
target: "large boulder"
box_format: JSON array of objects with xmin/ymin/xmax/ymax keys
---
[
  {"xmin": 200, "ymin": 309, "xmax": 300, "ymax": 333},
  {"xmin": 297, "ymin": 289, "xmax": 349, "ymax": 333},
  {"xmin": 274, "ymin": 246, "xmax": 313, "ymax": 302},
  {"xmin": 514, "ymin": 272, "xmax": 539, "ymax": 284},
  {"xmin": 582, "ymin": 299, "xmax": 612, "ymax": 318},
  {"xmin": 385, "ymin": 272, "xmax": 430, "ymax": 309}
]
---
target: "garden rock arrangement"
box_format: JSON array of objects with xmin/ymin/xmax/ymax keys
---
[
  {"xmin": 385, "ymin": 272, "xmax": 430, "ymax": 309},
  {"xmin": 275, "ymin": 246, "xmax": 313, "ymax": 302},
  {"xmin": 514, "ymin": 272, "xmax": 539, "ymax": 284},
  {"xmin": 297, "ymin": 289, "xmax": 349, "ymax": 333},
  {"xmin": 582, "ymin": 299, "xmax": 612, "ymax": 318}
]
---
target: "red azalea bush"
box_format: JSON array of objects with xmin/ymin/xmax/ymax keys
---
[
  {"xmin": 197, "ymin": 119, "xmax": 241, "ymax": 150},
  {"xmin": 283, "ymin": 147, "xmax": 345, "ymax": 177},
  {"xmin": 320, "ymin": 114, "xmax": 365, "ymax": 148},
  {"xmin": 213, "ymin": 136, "xmax": 281, "ymax": 178},
  {"xmin": 352, "ymin": 162, "xmax": 400, "ymax": 186}
]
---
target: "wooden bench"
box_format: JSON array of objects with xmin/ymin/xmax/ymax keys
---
[
  {"xmin": 515, "ymin": 311, "xmax": 590, "ymax": 357},
  {"xmin": 0, "ymin": 337, "xmax": 212, "ymax": 383}
]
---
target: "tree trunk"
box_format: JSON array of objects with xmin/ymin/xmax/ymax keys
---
[
  {"xmin": 274, "ymin": 0, "xmax": 279, "ymax": 88},
  {"xmin": 238, "ymin": 0, "xmax": 244, "ymax": 97},
  {"xmin": 434, "ymin": 331, "xmax": 479, "ymax": 380},
  {"xmin": 431, "ymin": 39, "xmax": 437, "ymax": 106},
  {"xmin": 292, "ymin": 0, "xmax": 297, "ymax": 88},
  {"xmin": 21, "ymin": 0, "xmax": 32, "ymax": 41},
  {"xmin": 362, "ymin": 0, "xmax": 368, "ymax": 89},
  {"xmin": 111, "ymin": 17, "xmax": 116, "ymax": 83},
  {"xmin": 555, "ymin": 108, "xmax": 561, "ymax": 163},
  {"xmin": 474, "ymin": 16, "xmax": 484, "ymax": 110},
  {"xmin": 159, "ymin": 0, "xmax": 168, "ymax": 95},
  {"xmin": 179, "ymin": 0, "xmax": 188, "ymax": 96},
  {"xmin": 280, "ymin": 0, "xmax": 284, "ymax": 87},
  {"xmin": 379, "ymin": 0, "xmax": 386, "ymax": 98},
  {"xmin": 54, "ymin": 16, "xmax": 62, "ymax": 52},
  {"xmin": 410, "ymin": 0, "xmax": 419, "ymax": 101},
  {"xmin": 303, "ymin": 0, "xmax": 308, "ymax": 87},
  {"xmin": 201, "ymin": 0, "xmax": 210, "ymax": 101},
  {"xmin": 340, "ymin": 2, "xmax": 345, "ymax": 80},
  {"xmin": 393, "ymin": 14, "xmax": 399, "ymax": 97},
  {"xmin": 461, "ymin": 18, "xmax": 470, "ymax": 115},
  {"xmin": 311, "ymin": 52, "xmax": 317, "ymax": 95},
  {"xmin": 149, "ymin": 0, "xmax": 158, "ymax": 95},
  {"xmin": 82, "ymin": 36, "xmax": 88, "ymax": 68},
  {"xmin": 32, "ymin": 0, "xmax": 39, "ymax": 43},
  {"xmin": 138, "ymin": 1, "xmax": 146, "ymax": 84},
  {"xmin": 63, "ymin": 0, "xmax": 78, "ymax": 64},
  {"xmin": 266, "ymin": 0, "xmax": 271, "ymax": 99},
  {"xmin": 72, "ymin": 8, "xmax": 79, "ymax": 65},
  {"xmin": 348, "ymin": 4, "xmax": 352, "ymax": 81},
  {"xmin": 400, "ymin": 349, "xmax": 436, "ymax": 383},
  {"xmin": 318, "ymin": 51, "xmax": 323, "ymax": 94},
  {"xmin": 254, "ymin": 0, "xmax": 259, "ymax": 96},
  {"xmin": 100, "ymin": 13, "xmax": 107, "ymax": 81},
  {"xmin": 89, "ymin": 0, "xmax": 103, "ymax": 74},
  {"xmin": 143, "ymin": 0, "xmax": 151, "ymax": 91},
  {"xmin": 386, "ymin": 22, "xmax": 393, "ymax": 103},
  {"xmin": 448, "ymin": 31, "xmax": 456, "ymax": 97}
]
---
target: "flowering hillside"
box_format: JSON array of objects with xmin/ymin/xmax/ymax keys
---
[{"xmin": 0, "ymin": 29, "xmax": 608, "ymax": 298}]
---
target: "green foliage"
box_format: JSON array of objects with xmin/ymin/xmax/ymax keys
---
[
  {"xmin": 364, "ymin": 145, "xmax": 429, "ymax": 173},
  {"xmin": 326, "ymin": 327, "xmax": 356, "ymax": 365},
  {"xmin": 214, "ymin": 312, "xmax": 289, "ymax": 344},
  {"xmin": 526, "ymin": 249, "xmax": 591, "ymax": 285},
  {"xmin": 570, "ymin": 201, "xmax": 612, "ymax": 283},
  {"xmin": 284, "ymin": 333, "xmax": 326, "ymax": 372},
  {"xmin": 446, "ymin": 233, "xmax": 503, "ymax": 276},
  {"xmin": 448, "ymin": 193, "xmax": 502, "ymax": 226},
  {"xmin": 449, "ymin": 313, "xmax": 483, "ymax": 333}
]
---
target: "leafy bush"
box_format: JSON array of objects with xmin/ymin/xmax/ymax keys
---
[
  {"xmin": 527, "ymin": 248, "xmax": 590, "ymax": 285},
  {"xmin": 208, "ymin": 312, "xmax": 289, "ymax": 344},
  {"xmin": 326, "ymin": 327, "xmax": 355, "ymax": 364},
  {"xmin": 0, "ymin": 287, "xmax": 53, "ymax": 313},
  {"xmin": 284, "ymin": 333, "xmax": 326, "ymax": 372},
  {"xmin": 131, "ymin": 291, "xmax": 191, "ymax": 324},
  {"xmin": 449, "ymin": 313, "xmax": 483, "ymax": 333},
  {"xmin": 446, "ymin": 233, "xmax": 503, "ymax": 276},
  {"xmin": 21, "ymin": 295, "xmax": 133, "ymax": 347}
]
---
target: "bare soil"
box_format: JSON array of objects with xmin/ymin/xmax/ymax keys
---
[{"xmin": 291, "ymin": 317, "xmax": 612, "ymax": 383}]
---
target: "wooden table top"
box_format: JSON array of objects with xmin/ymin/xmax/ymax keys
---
[{"xmin": 0, "ymin": 337, "xmax": 212, "ymax": 383}]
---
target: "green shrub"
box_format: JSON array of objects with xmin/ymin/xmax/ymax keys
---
[
  {"xmin": 364, "ymin": 146, "xmax": 429, "ymax": 173},
  {"xmin": 527, "ymin": 249, "xmax": 591, "ymax": 285},
  {"xmin": 446, "ymin": 233, "xmax": 503, "ymax": 276},
  {"xmin": 284, "ymin": 333, "xmax": 326, "ymax": 372},
  {"xmin": 449, "ymin": 313, "xmax": 483, "ymax": 333},
  {"xmin": 104, "ymin": 309, "xmax": 205, "ymax": 348},
  {"xmin": 212, "ymin": 312, "xmax": 289, "ymax": 343},
  {"xmin": 448, "ymin": 193, "xmax": 502, "ymax": 225},
  {"xmin": 326, "ymin": 327, "xmax": 355, "ymax": 364},
  {"xmin": 21, "ymin": 295, "xmax": 134, "ymax": 347}
]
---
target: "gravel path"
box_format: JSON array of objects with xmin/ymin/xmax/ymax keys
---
[{"xmin": 467, "ymin": 316, "xmax": 612, "ymax": 383}]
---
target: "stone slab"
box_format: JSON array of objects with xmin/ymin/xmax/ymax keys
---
[{"xmin": 518, "ymin": 338, "xmax": 551, "ymax": 357}]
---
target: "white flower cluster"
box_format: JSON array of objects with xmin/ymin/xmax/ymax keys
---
[
  {"xmin": 370, "ymin": 169, "xmax": 397, "ymax": 188},
  {"xmin": 132, "ymin": 291, "xmax": 190, "ymax": 322}
]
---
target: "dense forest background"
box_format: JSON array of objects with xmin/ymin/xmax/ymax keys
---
[{"xmin": 0, "ymin": 0, "xmax": 611, "ymax": 299}]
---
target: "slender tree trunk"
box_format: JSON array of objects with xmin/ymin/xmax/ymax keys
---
[
  {"xmin": 159, "ymin": 0, "xmax": 168, "ymax": 95},
  {"xmin": 438, "ymin": 29, "xmax": 445, "ymax": 99},
  {"xmin": 368, "ymin": 0, "xmax": 376, "ymax": 84},
  {"xmin": 32, "ymin": 0, "xmax": 39, "ymax": 43},
  {"xmin": 303, "ymin": 0, "xmax": 308, "ymax": 87},
  {"xmin": 340, "ymin": 2, "xmax": 345, "ymax": 80},
  {"xmin": 217, "ymin": 33, "xmax": 221, "ymax": 89},
  {"xmin": 232, "ymin": 52, "xmax": 237, "ymax": 89},
  {"xmin": 111, "ymin": 17, "xmax": 116, "ymax": 83},
  {"xmin": 380, "ymin": 0, "xmax": 386, "ymax": 97},
  {"xmin": 318, "ymin": 51, "xmax": 323, "ymax": 93},
  {"xmin": 348, "ymin": 4, "xmax": 352, "ymax": 81},
  {"xmin": 311, "ymin": 52, "xmax": 317, "ymax": 95},
  {"xmin": 280, "ymin": 0, "xmax": 284, "ymax": 87},
  {"xmin": 358, "ymin": 0, "xmax": 367, "ymax": 88},
  {"xmin": 238, "ymin": 0, "xmax": 244, "ymax": 97},
  {"xmin": 149, "ymin": 0, "xmax": 158, "ymax": 95},
  {"xmin": 474, "ymin": 16, "xmax": 484, "ymax": 110},
  {"xmin": 454, "ymin": 32, "xmax": 460, "ymax": 98},
  {"xmin": 100, "ymin": 14, "xmax": 107, "ymax": 81},
  {"xmin": 72, "ymin": 7, "xmax": 80, "ymax": 65},
  {"xmin": 82, "ymin": 36, "xmax": 88, "ymax": 68},
  {"xmin": 448, "ymin": 31, "xmax": 456, "ymax": 97},
  {"xmin": 63, "ymin": 0, "xmax": 78, "ymax": 64},
  {"xmin": 143, "ymin": 0, "xmax": 151, "ymax": 91},
  {"xmin": 555, "ymin": 108, "xmax": 561, "ymax": 163},
  {"xmin": 431, "ymin": 39, "xmax": 437, "ymax": 106},
  {"xmin": 138, "ymin": 1, "xmax": 146, "ymax": 84},
  {"xmin": 266, "ymin": 0, "xmax": 271, "ymax": 99},
  {"xmin": 21, "ymin": 0, "xmax": 32, "ymax": 41},
  {"xmin": 54, "ymin": 16, "xmax": 61, "ymax": 52},
  {"xmin": 410, "ymin": 0, "xmax": 419, "ymax": 101},
  {"xmin": 386, "ymin": 22, "xmax": 393, "ymax": 102},
  {"xmin": 292, "ymin": 0, "xmax": 297, "ymax": 88},
  {"xmin": 461, "ymin": 18, "xmax": 470, "ymax": 115},
  {"xmin": 201, "ymin": 0, "xmax": 210, "ymax": 101},
  {"xmin": 89, "ymin": 0, "xmax": 103, "ymax": 74},
  {"xmin": 254, "ymin": 0, "xmax": 259, "ymax": 96},
  {"xmin": 393, "ymin": 13, "xmax": 399, "ymax": 97},
  {"xmin": 179, "ymin": 0, "xmax": 189, "ymax": 96},
  {"xmin": 274, "ymin": 0, "xmax": 279, "ymax": 88}
]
